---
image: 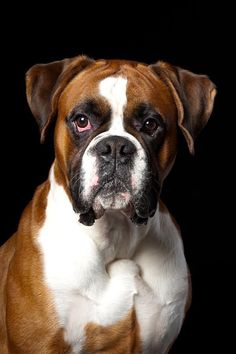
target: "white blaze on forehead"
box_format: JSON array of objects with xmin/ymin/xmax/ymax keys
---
[{"xmin": 99, "ymin": 76, "xmax": 127, "ymax": 132}]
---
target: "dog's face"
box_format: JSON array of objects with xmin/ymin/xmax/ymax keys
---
[
  {"xmin": 57, "ymin": 62, "xmax": 179, "ymax": 225},
  {"xmin": 26, "ymin": 56, "xmax": 216, "ymax": 225}
]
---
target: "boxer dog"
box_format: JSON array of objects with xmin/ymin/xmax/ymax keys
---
[{"xmin": 0, "ymin": 55, "xmax": 216, "ymax": 353}]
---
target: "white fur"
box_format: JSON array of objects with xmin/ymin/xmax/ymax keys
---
[
  {"xmin": 133, "ymin": 211, "xmax": 189, "ymax": 353},
  {"xmin": 80, "ymin": 152, "xmax": 98, "ymax": 201},
  {"xmin": 37, "ymin": 168, "xmax": 189, "ymax": 353},
  {"xmin": 99, "ymin": 76, "xmax": 127, "ymax": 132}
]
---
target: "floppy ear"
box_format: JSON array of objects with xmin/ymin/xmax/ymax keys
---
[
  {"xmin": 150, "ymin": 61, "xmax": 216, "ymax": 154},
  {"xmin": 26, "ymin": 55, "xmax": 94, "ymax": 142}
]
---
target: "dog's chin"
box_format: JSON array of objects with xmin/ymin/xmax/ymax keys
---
[
  {"xmin": 93, "ymin": 192, "xmax": 134, "ymax": 218},
  {"xmin": 77, "ymin": 191, "xmax": 134, "ymax": 226}
]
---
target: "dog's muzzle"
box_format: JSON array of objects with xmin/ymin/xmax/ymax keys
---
[
  {"xmin": 71, "ymin": 135, "xmax": 159, "ymax": 226},
  {"xmin": 92, "ymin": 135, "xmax": 135, "ymax": 209}
]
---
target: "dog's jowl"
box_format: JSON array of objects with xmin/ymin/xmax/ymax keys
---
[{"xmin": 0, "ymin": 56, "xmax": 216, "ymax": 353}]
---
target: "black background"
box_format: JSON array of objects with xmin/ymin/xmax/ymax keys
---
[{"xmin": 0, "ymin": 2, "xmax": 233, "ymax": 353}]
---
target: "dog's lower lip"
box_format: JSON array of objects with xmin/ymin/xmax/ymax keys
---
[{"xmin": 94, "ymin": 178, "xmax": 131, "ymax": 197}]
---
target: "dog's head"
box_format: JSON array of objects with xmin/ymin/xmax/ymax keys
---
[{"xmin": 26, "ymin": 55, "xmax": 216, "ymax": 225}]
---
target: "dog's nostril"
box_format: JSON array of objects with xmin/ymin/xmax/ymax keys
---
[
  {"xmin": 103, "ymin": 143, "xmax": 112, "ymax": 155},
  {"xmin": 95, "ymin": 142, "xmax": 113, "ymax": 156},
  {"xmin": 120, "ymin": 143, "xmax": 136, "ymax": 156}
]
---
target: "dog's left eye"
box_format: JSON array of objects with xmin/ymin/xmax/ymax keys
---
[
  {"xmin": 74, "ymin": 115, "xmax": 92, "ymax": 133},
  {"xmin": 142, "ymin": 118, "xmax": 160, "ymax": 136}
]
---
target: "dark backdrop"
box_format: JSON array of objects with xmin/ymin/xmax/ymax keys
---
[{"xmin": 0, "ymin": 2, "xmax": 233, "ymax": 353}]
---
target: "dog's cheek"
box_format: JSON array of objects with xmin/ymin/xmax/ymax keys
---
[
  {"xmin": 157, "ymin": 129, "xmax": 178, "ymax": 181},
  {"xmin": 54, "ymin": 119, "xmax": 76, "ymax": 182},
  {"xmin": 80, "ymin": 151, "xmax": 100, "ymax": 202}
]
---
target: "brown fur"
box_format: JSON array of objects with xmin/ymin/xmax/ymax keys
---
[{"xmin": 83, "ymin": 308, "xmax": 141, "ymax": 354}]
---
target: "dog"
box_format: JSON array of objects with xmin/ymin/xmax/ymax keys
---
[{"xmin": 0, "ymin": 55, "xmax": 216, "ymax": 353}]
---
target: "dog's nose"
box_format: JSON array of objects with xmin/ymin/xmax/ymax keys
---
[{"xmin": 95, "ymin": 136, "xmax": 136, "ymax": 163}]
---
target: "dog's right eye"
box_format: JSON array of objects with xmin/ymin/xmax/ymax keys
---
[{"xmin": 74, "ymin": 115, "xmax": 93, "ymax": 133}]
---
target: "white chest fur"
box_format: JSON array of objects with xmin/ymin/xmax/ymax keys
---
[{"xmin": 38, "ymin": 169, "xmax": 189, "ymax": 353}]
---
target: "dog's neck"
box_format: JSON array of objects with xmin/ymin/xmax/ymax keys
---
[{"xmin": 42, "ymin": 163, "xmax": 156, "ymax": 265}]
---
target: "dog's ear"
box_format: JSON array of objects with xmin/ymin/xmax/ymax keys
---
[
  {"xmin": 26, "ymin": 55, "xmax": 94, "ymax": 142},
  {"xmin": 150, "ymin": 61, "xmax": 216, "ymax": 154}
]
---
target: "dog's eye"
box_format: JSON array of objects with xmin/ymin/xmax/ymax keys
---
[
  {"xmin": 142, "ymin": 118, "xmax": 160, "ymax": 136},
  {"xmin": 74, "ymin": 115, "xmax": 92, "ymax": 133}
]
